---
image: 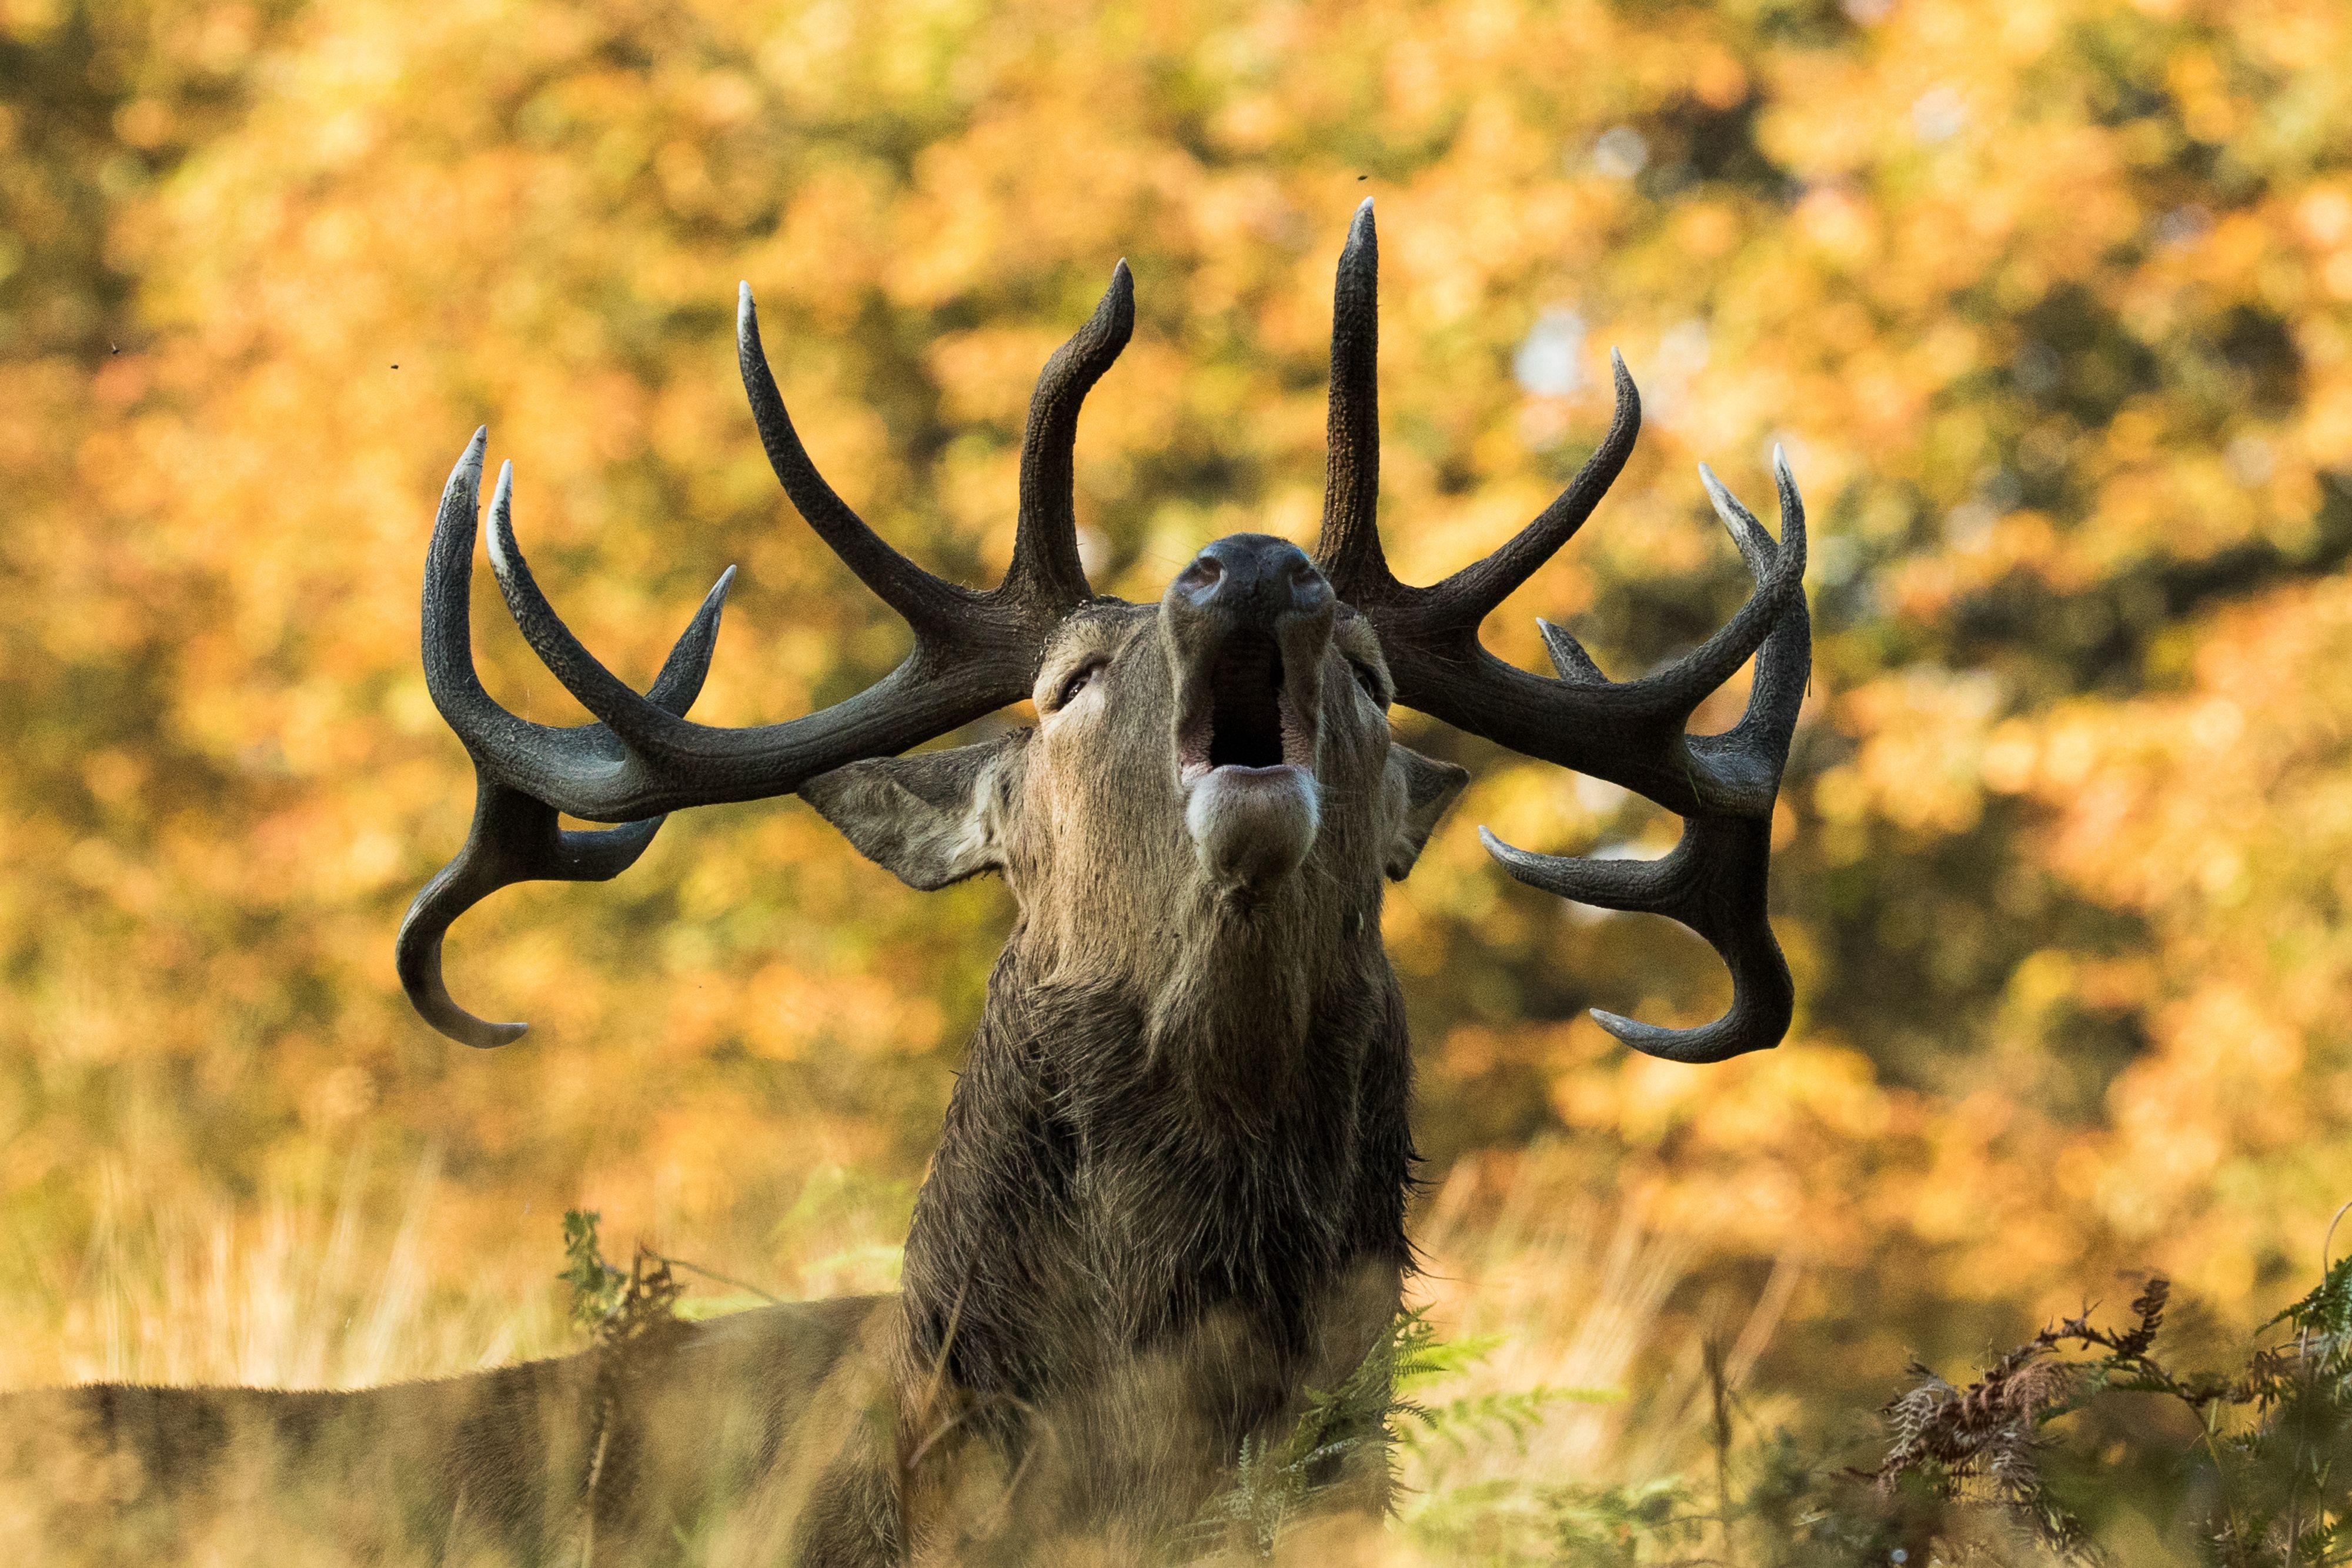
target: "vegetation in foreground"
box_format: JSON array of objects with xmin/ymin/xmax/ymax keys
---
[
  {"xmin": 546, "ymin": 1205, "xmax": 2352, "ymax": 1566},
  {"xmin": 1188, "ymin": 1246, "xmax": 2352, "ymax": 1564},
  {"xmin": 7, "ymin": 1161, "xmax": 2347, "ymax": 1564}
]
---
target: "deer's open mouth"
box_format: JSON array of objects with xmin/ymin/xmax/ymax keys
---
[{"xmin": 1175, "ymin": 629, "xmax": 1314, "ymax": 785}]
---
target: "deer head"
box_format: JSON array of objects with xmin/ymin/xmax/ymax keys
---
[{"xmin": 398, "ymin": 200, "xmax": 1809, "ymax": 1066}]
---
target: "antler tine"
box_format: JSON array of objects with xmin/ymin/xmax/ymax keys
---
[
  {"xmin": 739, "ymin": 283, "xmax": 969, "ymax": 636},
  {"xmin": 1699, "ymin": 459, "xmax": 1775, "ymax": 579},
  {"xmin": 1314, "ymin": 199, "xmax": 1398, "ymax": 605},
  {"xmin": 422, "ymin": 434, "xmax": 639, "ymax": 785},
  {"xmin": 1006, "ymin": 261, "xmax": 1132, "ymax": 617},
  {"xmin": 480, "ymin": 460, "xmax": 739, "ymax": 763},
  {"xmin": 644, "ymin": 563, "xmax": 738, "ymax": 713},
  {"xmin": 1423, "ymin": 351, "xmax": 1642, "ymax": 625},
  {"xmin": 396, "ymin": 781, "xmax": 667, "ymax": 1048},
  {"xmin": 1479, "ymin": 815, "xmax": 1792, "ymax": 1062},
  {"xmin": 1688, "ymin": 449, "xmax": 1811, "ymax": 798},
  {"xmin": 422, "ymin": 431, "xmax": 560, "ymax": 763},
  {"xmin": 1599, "ymin": 454, "xmax": 1806, "ymax": 782}
]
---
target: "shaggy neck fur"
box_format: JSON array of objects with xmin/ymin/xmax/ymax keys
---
[{"xmin": 893, "ymin": 876, "xmax": 1415, "ymax": 1523}]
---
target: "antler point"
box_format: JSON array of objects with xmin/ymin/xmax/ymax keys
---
[
  {"xmin": 1475, "ymin": 825, "xmax": 1539, "ymax": 871},
  {"xmin": 485, "ymin": 464, "xmax": 518, "ymax": 571}
]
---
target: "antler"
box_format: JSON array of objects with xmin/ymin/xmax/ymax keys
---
[
  {"xmin": 1315, "ymin": 200, "xmax": 1811, "ymax": 1063},
  {"xmin": 398, "ymin": 265, "xmax": 1134, "ymax": 1047}
]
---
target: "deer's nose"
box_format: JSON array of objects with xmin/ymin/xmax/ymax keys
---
[{"xmin": 1173, "ymin": 534, "xmax": 1331, "ymax": 623}]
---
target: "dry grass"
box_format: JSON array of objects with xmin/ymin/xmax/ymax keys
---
[
  {"xmin": 0, "ymin": 1139, "xmax": 1730, "ymax": 1563},
  {"xmin": 2, "ymin": 1146, "xmax": 567, "ymax": 1394}
]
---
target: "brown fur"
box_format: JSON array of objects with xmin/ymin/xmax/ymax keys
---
[{"xmin": 0, "ymin": 1295, "xmax": 896, "ymax": 1564}]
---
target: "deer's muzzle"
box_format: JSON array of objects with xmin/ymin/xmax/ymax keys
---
[{"xmin": 1162, "ymin": 534, "xmax": 1335, "ymax": 887}]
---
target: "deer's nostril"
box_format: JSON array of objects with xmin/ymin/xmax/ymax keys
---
[{"xmin": 1173, "ymin": 534, "xmax": 1332, "ymax": 618}]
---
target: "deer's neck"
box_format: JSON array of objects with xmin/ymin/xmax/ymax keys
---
[{"xmin": 896, "ymin": 900, "xmax": 1414, "ymax": 1443}]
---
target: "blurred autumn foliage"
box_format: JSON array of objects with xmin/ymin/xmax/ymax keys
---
[{"xmin": 5, "ymin": 0, "xmax": 2352, "ymax": 1465}]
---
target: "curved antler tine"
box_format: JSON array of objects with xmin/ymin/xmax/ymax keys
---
[
  {"xmin": 396, "ymin": 778, "xmax": 668, "ymax": 1048},
  {"xmin": 1479, "ymin": 827, "xmax": 1679, "ymax": 914},
  {"xmin": 483, "ymin": 460, "xmax": 737, "ymax": 724},
  {"xmin": 423, "ymin": 430, "xmax": 535, "ymax": 751},
  {"xmin": 482, "ymin": 461, "xmax": 697, "ymax": 754},
  {"xmin": 1699, "ymin": 448, "xmax": 1812, "ymax": 783},
  {"xmin": 1479, "ymin": 818, "xmax": 1792, "ymax": 1064},
  {"xmin": 738, "ymin": 283, "xmax": 963, "ymax": 633},
  {"xmin": 1771, "ymin": 444, "xmax": 1807, "ymax": 583},
  {"xmin": 1536, "ymin": 618, "xmax": 1609, "ymax": 684},
  {"xmin": 1427, "ymin": 351, "xmax": 1642, "ymax": 624},
  {"xmin": 645, "ymin": 566, "xmax": 736, "ymax": 714},
  {"xmin": 397, "ymin": 843, "xmax": 529, "ymax": 1049},
  {"xmin": 1616, "ymin": 459, "xmax": 1807, "ymax": 734},
  {"xmin": 1007, "ymin": 260, "xmax": 1133, "ymax": 614},
  {"xmin": 1315, "ymin": 199, "xmax": 1397, "ymax": 604},
  {"xmin": 1698, "ymin": 461, "xmax": 1775, "ymax": 580}
]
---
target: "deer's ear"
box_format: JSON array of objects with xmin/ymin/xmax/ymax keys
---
[
  {"xmin": 1384, "ymin": 744, "xmax": 1469, "ymax": 881},
  {"xmin": 799, "ymin": 734, "xmax": 1030, "ymax": 891}
]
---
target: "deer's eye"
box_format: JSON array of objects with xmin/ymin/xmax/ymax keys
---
[
  {"xmin": 1050, "ymin": 658, "xmax": 1107, "ymax": 713},
  {"xmin": 1349, "ymin": 661, "xmax": 1387, "ymax": 705}
]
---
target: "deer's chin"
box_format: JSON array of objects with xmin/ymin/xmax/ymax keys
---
[{"xmin": 1184, "ymin": 764, "xmax": 1320, "ymax": 888}]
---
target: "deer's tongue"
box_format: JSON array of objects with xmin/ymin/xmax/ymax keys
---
[{"xmin": 1178, "ymin": 631, "xmax": 1320, "ymax": 886}]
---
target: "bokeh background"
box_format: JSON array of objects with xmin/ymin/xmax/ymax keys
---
[{"xmin": 5, "ymin": 0, "xmax": 2351, "ymax": 1518}]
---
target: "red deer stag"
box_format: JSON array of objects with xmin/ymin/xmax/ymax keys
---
[{"xmin": 2, "ymin": 203, "xmax": 1808, "ymax": 1565}]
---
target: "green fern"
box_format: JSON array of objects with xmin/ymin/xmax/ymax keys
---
[
  {"xmin": 1546, "ymin": 1476, "xmax": 1705, "ymax": 1567},
  {"xmin": 1188, "ymin": 1308, "xmax": 1435, "ymax": 1553},
  {"xmin": 559, "ymin": 1209, "xmax": 627, "ymax": 1330},
  {"xmin": 1405, "ymin": 1385, "xmax": 1618, "ymax": 1459},
  {"xmin": 1189, "ymin": 1306, "xmax": 1618, "ymax": 1557}
]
